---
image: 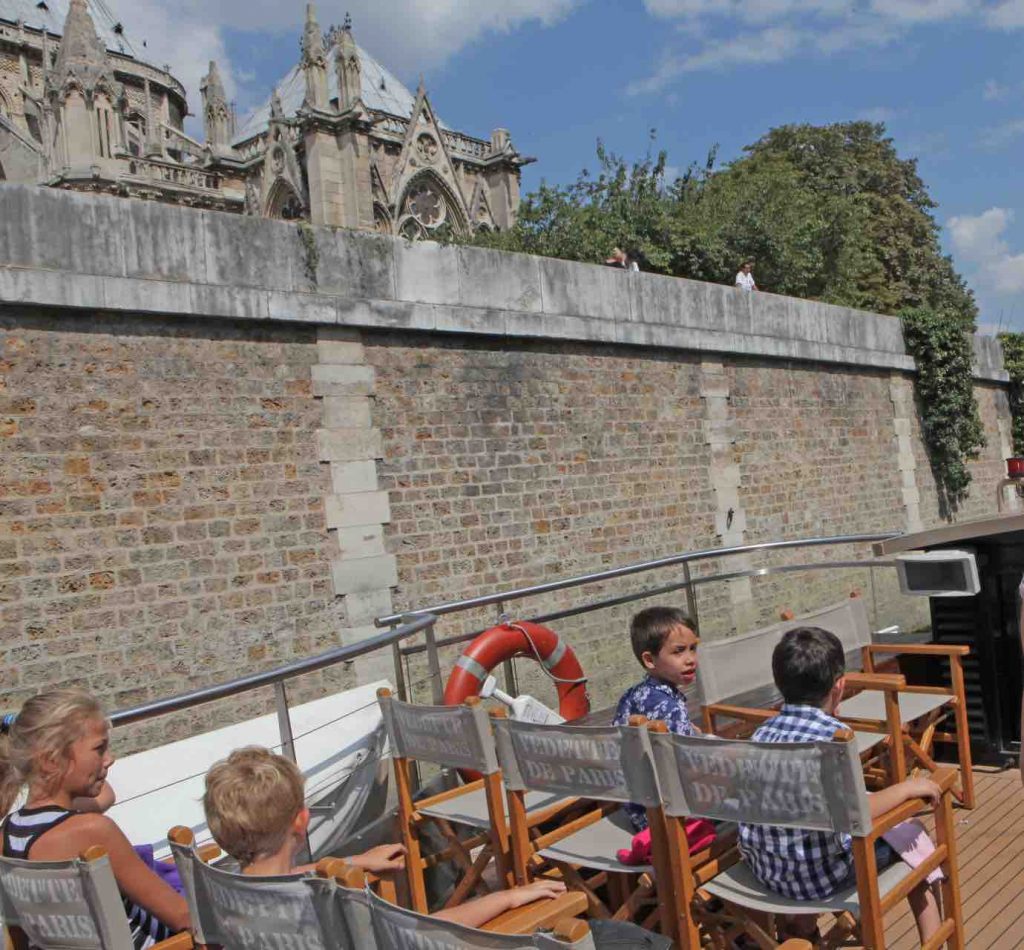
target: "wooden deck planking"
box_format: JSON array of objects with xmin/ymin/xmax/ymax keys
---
[{"xmin": 883, "ymin": 767, "xmax": 1024, "ymax": 949}]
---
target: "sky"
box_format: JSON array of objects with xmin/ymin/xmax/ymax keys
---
[{"xmin": 116, "ymin": 0, "xmax": 1024, "ymax": 331}]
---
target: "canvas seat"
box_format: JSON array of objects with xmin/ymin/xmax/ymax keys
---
[
  {"xmin": 840, "ymin": 688, "xmax": 953, "ymax": 724},
  {"xmin": 491, "ymin": 712, "xmax": 720, "ymax": 944},
  {"xmin": 419, "ymin": 788, "xmax": 567, "ymax": 828},
  {"xmin": 698, "ymin": 598, "xmax": 976, "ymax": 807},
  {"xmin": 0, "ymin": 848, "xmax": 193, "ymax": 950},
  {"xmin": 536, "ymin": 809, "xmax": 653, "ymax": 876},
  {"xmin": 647, "ymin": 725, "xmax": 965, "ymax": 949}
]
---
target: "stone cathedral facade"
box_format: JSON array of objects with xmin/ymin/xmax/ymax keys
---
[{"xmin": 0, "ymin": 0, "xmax": 528, "ymax": 234}]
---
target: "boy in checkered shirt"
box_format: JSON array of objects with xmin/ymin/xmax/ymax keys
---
[{"xmin": 738, "ymin": 626, "xmax": 943, "ymax": 944}]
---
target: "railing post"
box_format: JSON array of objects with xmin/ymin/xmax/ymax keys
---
[
  {"xmin": 274, "ymin": 680, "xmax": 297, "ymax": 764},
  {"xmin": 497, "ymin": 601, "xmax": 520, "ymax": 697},
  {"xmin": 682, "ymin": 561, "xmax": 700, "ymax": 634},
  {"xmin": 391, "ymin": 623, "xmax": 409, "ymax": 702},
  {"xmin": 423, "ymin": 619, "xmax": 444, "ymax": 706}
]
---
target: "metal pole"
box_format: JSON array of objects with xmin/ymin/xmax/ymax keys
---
[
  {"xmin": 869, "ymin": 564, "xmax": 880, "ymax": 632},
  {"xmin": 682, "ymin": 561, "xmax": 700, "ymax": 634},
  {"xmin": 274, "ymin": 680, "xmax": 297, "ymax": 763},
  {"xmin": 496, "ymin": 600, "xmax": 520, "ymax": 696},
  {"xmin": 424, "ymin": 620, "xmax": 444, "ymax": 705},
  {"xmin": 391, "ymin": 624, "xmax": 408, "ymax": 702}
]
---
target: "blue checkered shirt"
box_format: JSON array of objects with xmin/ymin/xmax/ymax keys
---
[
  {"xmin": 737, "ymin": 704, "xmax": 854, "ymax": 900},
  {"xmin": 613, "ymin": 675, "xmax": 696, "ymax": 830}
]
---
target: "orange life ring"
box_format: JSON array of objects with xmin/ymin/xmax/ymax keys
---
[{"xmin": 444, "ymin": 620, "xmax": 589, "ymax": 730}]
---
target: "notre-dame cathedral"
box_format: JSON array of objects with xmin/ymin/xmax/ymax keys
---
[{"xmin": 0, "ymin": 0, "xmax": 528, "ymax": 235}]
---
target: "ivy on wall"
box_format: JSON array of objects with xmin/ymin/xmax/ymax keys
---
[
  {"xmin": 900, "ymin": 307, "xmax": 985, "ymax": 511},
  {"xmin": 998, "ymin": 331, "xmax": 1024, "ymax": 455}
]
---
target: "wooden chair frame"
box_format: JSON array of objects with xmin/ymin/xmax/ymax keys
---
[
  {"xmin": 493, "ymin": 709, "xmax": 735, "ymax": 945},
  {"xmin": 333, "ymin": 863, "xmax": 589, "ymax": 938},
  {"xmin": 2, "ymin": 846, "xmax": 194, "ymax": 950},
  {"xmin": 860, "ymin": 642, "xmax": 975, "ymax": 809},
  {"xmin": 379, "ymin": 688, "xmax": 578, "ymax": 916},
  {"xmin": 652, "ymin": 726, "xmax": 964, "ymax": 950}
]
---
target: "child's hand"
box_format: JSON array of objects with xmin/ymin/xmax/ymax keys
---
[
  {"xmin": 352, "ymin": 842, "xmax": 407, "ymax": 873},
  {"xmin": 507, "ymin": 879, "xmax": 567, "ymax": 907},
  {"xmin": 902, "ymin": 777, "xmax": 941, "ymax": 809}
]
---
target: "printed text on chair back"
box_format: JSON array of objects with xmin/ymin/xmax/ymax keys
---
[
  {"xmin": 366, "ymin": 890, "xmax": 594, "ymax": 950},
  {"xmin": 378, "ymin": 695, "xmax": 498, "ymax": 773},
  {"xmin": 492, "ymin": 720, "xmax": 660, "ymax": 807},
  {"xmin": 649, "ymin": 733, "xmax": 872, "ymax": 837},
  {"xmin": 0, "ymin": 854, "xmax": 134, "ymax": 950},
  {"xmin": 173, "ymin": 851, "xmax": 346, "ymax": 950}
]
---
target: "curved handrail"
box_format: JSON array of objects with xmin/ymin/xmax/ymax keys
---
[{"xmin": 375, "ymin": 533, "xmax": 896, "ymax": 627}]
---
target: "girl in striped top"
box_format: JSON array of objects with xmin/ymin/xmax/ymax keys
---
[{"xmin": 1, "ymin": 689, "xmax": 190, "ymax": 949}]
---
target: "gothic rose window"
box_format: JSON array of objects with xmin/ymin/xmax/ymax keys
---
[{"xmin": 407, "ymin": 183, "xmax": 445, "ymax": 228}]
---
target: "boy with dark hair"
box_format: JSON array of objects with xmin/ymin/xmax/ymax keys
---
[
  {"xmin": 613, "ymin": 606, "xmax": 700, "ymax": 830},
  {"xmin": 739, "ymin": 627, "xmax": 943, "ymax": 944}
]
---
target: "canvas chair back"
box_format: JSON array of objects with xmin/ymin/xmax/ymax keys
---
[
  {"xmin": 169, "ymin": 840, "xmax": 356, "ymax": 950},
  {"xmin": 378, "ymin": 693, "xmax": 498, "ymax": 775},
  {"xmin": 491, "ymin": 719, "xmax": 660, "ymax": 809},
  {"xmin": 698, "ymin": 598, "xmax": 871, "ymax": 706},
  {"xmin": 365, "ymin": 889, "xmax": 595, "ymax": 950},
  {"xmin": 649, "ymin": 730, "xmax": 872, "ymax": 837},
  {"xmin": 0, "ymin": 851, "xmax": 133, "ymax": 950}
]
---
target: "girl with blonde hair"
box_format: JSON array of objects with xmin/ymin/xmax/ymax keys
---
[{"xmin": 0, "ymin": 689, "xmax": 190, "ymax": 948}]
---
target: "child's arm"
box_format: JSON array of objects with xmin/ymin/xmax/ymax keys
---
[
  {"xmin": 868, "ymin": 776, "xmax": 941, "ymax": 819},
  {"xmin": 431, "ymin": 880, "xmax": 567, "ymax": 928},
  {"xmin": 71, "ymin": 781, "xmax": 116, "ymax": 813},
  {"xmin": 33, "ymin": 813, "xmax": 190, "ymax": 932},
  {"xmin": 346, "ymin": 842, "xmax": 407, "ymax": 873}
]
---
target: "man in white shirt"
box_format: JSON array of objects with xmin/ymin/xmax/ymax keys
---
[{"xmin": 735, "ymin": 261, "xmax": 757, "ymax": 292}]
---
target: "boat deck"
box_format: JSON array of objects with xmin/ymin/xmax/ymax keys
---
[{"xmin": 885, "ymin": 766, "xmax": 1024, "ymax": 948}]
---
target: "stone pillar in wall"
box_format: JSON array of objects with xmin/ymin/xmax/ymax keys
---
[
  {"xmin": 314, "ymin": 327, "xmax": 397, "ymax": 684},
  {"xmin": 889, "ymin": 373, "xmax": 924, "ymax": 533},
  {"xmin": 700, "ymin": 359, "xmax": 755, "ymax": 635}
]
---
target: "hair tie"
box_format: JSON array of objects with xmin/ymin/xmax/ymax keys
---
[{"xmin": 0, "ymin": 713, "xmax": 16, "ymax": 734}]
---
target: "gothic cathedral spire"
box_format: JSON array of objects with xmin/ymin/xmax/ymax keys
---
[
  {"xmin": 335, "ymin": 15, "xmax": 361, "ymax": 113},
  {"xmin": 200, "ymin": 60, "xmax": 231, "ymax": 147},
  {"xmin": 301, "ymin": 3, "xmax": 328, "ymax": 110}
]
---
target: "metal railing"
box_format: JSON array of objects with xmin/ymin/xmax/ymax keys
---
[
  {"xmin": 375, "ymin": 532, "xmax": 898, "ymax": 701},
  {"xmin": 111, "ymin": 614, "xmax": 438, "ymax": 765}
]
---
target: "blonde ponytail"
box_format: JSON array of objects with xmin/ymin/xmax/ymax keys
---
[{"xmin": 0, "ymin": 689, "xmax": 106, "ymax": 816}]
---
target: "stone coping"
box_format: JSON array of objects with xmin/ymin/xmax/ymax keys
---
[{"xmin": 0, "ymin": 184, "xmax": 1007, "ymax": 382}]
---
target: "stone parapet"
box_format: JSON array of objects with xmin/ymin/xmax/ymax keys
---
[{"xmin": 0, "ymin": 184, "xmax": 1007, "ymax": 382}]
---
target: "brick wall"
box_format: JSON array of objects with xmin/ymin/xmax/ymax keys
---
[
  {"xmin": 0, "ymin": 307, "xmax": 1013, "ymax": 745},
  {"xmin": 0, "ymin": 307, "xmax": 348, "ymax": 749}
]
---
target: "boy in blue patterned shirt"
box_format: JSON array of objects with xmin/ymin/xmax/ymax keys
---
[
  {"xmin": 738, "ymin": 627, "xmax": 942, "ymax": 944},
  {"xmin": 613, "ymin": 606, "xmax": 700, "ymax": 830}
]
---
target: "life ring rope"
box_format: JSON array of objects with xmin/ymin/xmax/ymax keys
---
[{"xmin": 503, "ymin": 621, "xmax": 586, "ymax": 685}]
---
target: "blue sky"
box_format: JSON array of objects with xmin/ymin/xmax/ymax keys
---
[{"xmin": 126, "ymin": 0, "xmax": 1024, "ymax": 330}]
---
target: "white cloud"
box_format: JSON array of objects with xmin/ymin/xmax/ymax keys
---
[
  {"xmin": 979, "ymin": 118, "xmax": 1024, "ymax": 148},
  {"xmin": 984, "ymin": 79, "xmax": 1009, "ymax": 100},
  {"xmin": 632, "ymin": 0, "xmax": 1024, "ymax": 92},
  {"xmin": 986, "ymin": 0, "xmax": 1024, "ymax": 28},
  {"xmin": 948, "ymin": 208, "xmax": 1024, "ymax": 296},
  {"xmin": 119, "ymin": 0, "xmax": 579, "ymax": 128}
]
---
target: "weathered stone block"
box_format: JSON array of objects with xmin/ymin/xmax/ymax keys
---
[
  {"xmin": 311, "ymin": 364, "xmax": 375, "ymax": 396},
  {"xmin": 344, "ymin": 589, "xmax": 394, "ymax": 625},
  {"xmin": 102, "ymin": 277, "xmax": 193, "ymax": 315},
  {"xmin": 335, "ymin": 524, "xmax": 386, "ymax": 559},
  {"xmin": 202, "ymin": 211, "xmax": 295, "ymax": 291},
  {"xmin": 317, "ymin": 427, "xmax": 383, "ymax": 461},
  {"xmin": 457, "ymin": 245, "xmax": 542, "ymax": 313},
  {"xmin": 308, "ymin": 229, "xmax": 395, "ymax": 298},
  {"xmin": 123, "ymin": 201, "xmax": 208, "ymax": 282},
  {"xmin": 330, "ymin": 460, "xmax": 381, "ymax": 494},
  {"xmin": 268, "ymin": 292, "xmax": 338, "ymax": 324},
  {"xmin": 538, "ymin": 257, "xmax": 633, "ymax": 321},
  {"xmin": 331, "ymin": 554, "xmax": 398, "ymax": 596},
  {"xmin": 322, "ymin": 396, "xmax": 372, "ymax": 429},
  {"xmin": 395, "ymin": 239, "xmax": 460, "ymax": 305},
  {"xmin": 325, "ymin": 490, "xmax": 391, "ymax": 527}
]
